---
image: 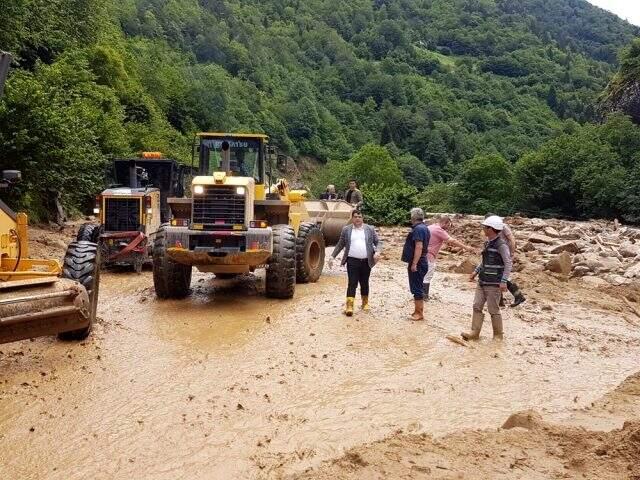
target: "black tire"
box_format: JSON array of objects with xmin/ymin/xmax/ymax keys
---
[
  {"xmin": 153, "ymin": 224, "xmax": 192, "ymax": 299},
  {"xmin": 295, "ymin": 222, "xmax": 325, "ymax": 283},
  {"xmin": 266, "ymin": 225, "xmax": 296, "ymax": 299},
  {"xmin": 58, "ymin": 241, "xmax": 101, "ymax": 340},
  {"xmin": 76, "ymin": 223, "xmax": 102, "ymax": 243}
]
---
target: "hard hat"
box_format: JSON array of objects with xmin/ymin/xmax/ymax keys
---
[{"xmin": 482, "ymin": 215, "xmax": 504, "ymax": 231}]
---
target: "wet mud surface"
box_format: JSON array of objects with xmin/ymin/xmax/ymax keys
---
[{"xmin": 2, "ymin": 231, "xmax": 640, "ymax": 479}]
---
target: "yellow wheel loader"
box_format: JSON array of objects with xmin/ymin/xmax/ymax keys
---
[
  {"xmin": 153, "ymin": 132, "xmax": 353, "ymax": 299},
  {"xmin": 0, "ymin": 51, "xmax": 100, "ymax": 344}
]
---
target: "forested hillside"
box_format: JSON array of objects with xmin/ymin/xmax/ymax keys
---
[{"xmin": 0, "ymin": 0, "xmax": 639, "ymax": 220}]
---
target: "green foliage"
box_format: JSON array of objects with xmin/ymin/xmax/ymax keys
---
[
  {"xmin": 395, "ymin": 153, "xmax": 433, "ymax": 188},
  {"xmin": 453, "ymin": 154, "xmax": 516, "ymax": 216},
  {"xmin": 416, "ymin": 183, "xmax": 456, "ymax": 214},
  {"xmin": 361, "ymin": 184, "xmax": 418, "ymax": 226},
  {"xmin": 311, "ymin": 144, "xmax": 403, "ymax": 195}
]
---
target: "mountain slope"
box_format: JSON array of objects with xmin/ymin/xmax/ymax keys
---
[{"xmin": 0, "ymin": 0, "xmax": 637, "ymax": 217}]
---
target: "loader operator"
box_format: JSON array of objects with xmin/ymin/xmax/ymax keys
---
[{"xmin": 462, "ymin": 215, "xmax": 512, "ymax": 341}]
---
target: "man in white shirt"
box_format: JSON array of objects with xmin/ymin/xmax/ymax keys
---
[{"xmin": 329, "ymin": 210, "xmax": 381, "ymax": 316}]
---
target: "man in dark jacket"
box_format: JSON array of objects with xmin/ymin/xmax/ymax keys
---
[
  {"xmin": 462, "ymin": 215, "xmax": 512, "ymax": 340},
  {"xmin": 329, "ymin": 210, "xmax": 381, "ymax": 315},
  {"xmin": 402, "ymin": 208, "xmax": 430, "ymax": 321},
  {"xmin": 344, "ymin": 180, "xmax": 363, "ymax": 208}
]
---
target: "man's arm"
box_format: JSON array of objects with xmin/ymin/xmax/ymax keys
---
[
  {"xmin": 411, "ymin": 241, "xmax": 423, "ymax": 272},
  {"xmin": 447, "ymin": 236, "xmax": 475, "ymax": 252},
  {"xmin": 498, "ymin": 243, "xmax": 512, "ymax": 289},
  {"xmin": 331, "ymin": 228, "xmax": 347, "ymax": 259}
]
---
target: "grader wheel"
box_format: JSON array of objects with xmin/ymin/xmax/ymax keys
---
[{"xmin": 58, "ymin": 241, "xmax": 101, "ymax": 340}]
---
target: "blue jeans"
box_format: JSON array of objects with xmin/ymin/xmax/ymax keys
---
[{"xmin": 408, "ymin": 260, "xmax": 428, "ymax": 300}]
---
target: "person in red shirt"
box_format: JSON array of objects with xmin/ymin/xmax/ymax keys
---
[{"xmin": 423, "ymin": 215, "xmax": 476, "ymax": 300}]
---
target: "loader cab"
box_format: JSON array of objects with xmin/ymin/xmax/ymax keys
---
[{"xmin": 196, "ymin": 133, "xmax": 268, "ymax": 201}]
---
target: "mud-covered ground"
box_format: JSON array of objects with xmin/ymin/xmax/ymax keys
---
[{"xmin": 1, "ymin": 221, "xmax": 640, "ymax": 479}]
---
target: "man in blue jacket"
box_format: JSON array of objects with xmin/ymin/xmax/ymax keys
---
[{"xmin": 402, "ymin": 208, "xmax": 430, "ymax": 321}]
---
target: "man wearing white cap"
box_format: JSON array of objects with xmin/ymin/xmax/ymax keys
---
[{"xmin": 462, "ymin": 215, "xmax": 512, "ymax": 340}]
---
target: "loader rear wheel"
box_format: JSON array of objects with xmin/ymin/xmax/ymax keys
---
[
  {"xmin": 58, "ymin": 241, "xmax": 101, "ymax": 341},
  {"xmin": 295, "ymin": 222, "xmax": 325, "ymax": 283},
  {"xmin": 266, "ymin": 225, "xmax": 296, "ymax": 299},
  {"xmin": 77, "ymin": 223, "xmax": 102, "ymax": 243},
  {"xmin": 153, "ymin": 225, "xmax": 192, "ymax": 299}
]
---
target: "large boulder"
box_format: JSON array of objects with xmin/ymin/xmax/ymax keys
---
[
  {"xmin": 625, "ymin": 262, "xmax": 640, "ymax": 279},
  {"xmin": 528, "ymin": 234, "xmax": 555, "ymax": 245},
  {"xmin": 545, "ymin": 252, "xmax": 572, "ymax": 276},
  {"xmin": 550, "ymin": 242, "xmax": 582, "ymax": 254},
  {"xmin": 543, "ymin": 226, "xmax": 560, "ymax": 238},
  {"xmin": 620, "ymin": 242, "xmax": 640, "ymax": 259},
  {"xmin": 453, "ymin": 259, "xmax": 476, "ymax": 274}
]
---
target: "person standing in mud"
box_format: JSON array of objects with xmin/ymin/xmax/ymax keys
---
[
  {"xmin": 423, "ymin": 215, "xmax": 476, "ymax": 301},
  {"xmin": 462, "ymin": 216, "xmax": 512, "ymax": 340},
  {"xmin": 402, "ymin": 208, "xmax": 430, "ymax": 321},
  {"xmin": 329, "ymin": 210, "xmax": 381, "ymax": 316},
  {"xmin": 485, "ymin": 213, "xmax": 526, "ymax": 307}
]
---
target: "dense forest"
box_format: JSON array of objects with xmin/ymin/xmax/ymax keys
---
[{"xmin": 1, "ymin": 0, "xmax": 640, "ymax": 222}]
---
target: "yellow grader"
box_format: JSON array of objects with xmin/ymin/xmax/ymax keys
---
[
  {"xmin": 153, "ymin": 132, "xmax": 352, "ymax": 299},
  {"xmin": 78, "ymin": 154, "xmax": 188, "ymax": 272},
  {"xmin": 0, "ymin": 51, "xmax": 100, "ymax": 344}
]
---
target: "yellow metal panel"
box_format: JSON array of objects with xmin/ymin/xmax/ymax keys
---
[
  {"xmin": 289, "ymin": 212, "xmax": 302, "ymax": 236},
  {"xmin": 254, "ymin": 183, "xmax": 266, "ymax": 201}
]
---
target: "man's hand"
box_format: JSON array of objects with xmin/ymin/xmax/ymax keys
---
[
  {"xmin": 411, "ymin": 263, "xmax": 418, "ymax": 272},
  {"xmin": 328, "ymin": 257, "xmax": 335, "ymax": 269},
  {"xmin": 500, "ymin": 282, "xmax": 508, "ymax": 292},
  {"xmin": 373, "ymin": 252, "xmax": 381, "ymax": 264},
  {"xmin": 469, "ymin": 273, "xmax": 477, "ymax": 282}
]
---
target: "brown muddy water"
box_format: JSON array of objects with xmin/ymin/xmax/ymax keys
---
[{"xmin": 1, "ymin": 254, "xmax": 639, "ymax": 479}]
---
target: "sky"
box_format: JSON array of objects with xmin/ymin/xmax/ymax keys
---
[{"xmin": 587, "ymin": 0, "xmax": 640, "ymax": 26}]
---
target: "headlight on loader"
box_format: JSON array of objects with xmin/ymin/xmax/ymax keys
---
[
  {"xmin": 194, "ymin": 185, "xmax": 205, "ymax": 195},
  {"xmin": 236, "ymin": 186, "xmax": 245, "ymax": 195}
]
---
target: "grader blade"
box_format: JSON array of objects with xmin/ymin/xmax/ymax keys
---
[{"xmin": 0, "ymin": 278, "xmax": 91, "ymax": 344}]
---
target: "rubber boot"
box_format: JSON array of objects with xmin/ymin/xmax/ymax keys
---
[
  {"xmin": 423, "ymin": 283, "xmax": 430, "ymax": 301},
  {"xmin": 410, "ymin": 300, "xmax": 424, "ymax": 321},
  {"xmin": 344, "ymin": 297, "xmax": 355, "ymax": 317},
  {"xmin": 461, "ymin": 312, "xmax": 483, "ymax": 340},
  {"xmin": 491, "ymin": 314, "xmax": 504, "ymax": 339},
  {"xmin": 361, "ymin": 296, "xmax": 370, "ymax": 312},
  {"xmin": 510, "ymin": 294, "xmax": 526, "ymax": 308}
]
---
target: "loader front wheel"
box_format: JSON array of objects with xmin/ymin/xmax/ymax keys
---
[
  {"xmin": 295, "ymin": 222, "xmax": 325, "ymax": 283},
  {"xmin": 153, "ymin": 225, "xmax": 192, "ymax": 299},
  {"xmin": 58, "ymin": 241, "xmax": 101, "ymax": 340},
  {"xmin": 266, "ymin": 225, "xmax": 296, "ymax": 299}
]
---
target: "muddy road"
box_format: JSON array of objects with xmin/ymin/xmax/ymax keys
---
[{"xmin": 1, "ymin": 225, "xmax": 640, "ymax": 479}]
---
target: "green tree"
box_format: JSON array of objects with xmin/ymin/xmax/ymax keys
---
[{"xmin": 454, "ymin": 154, "xmax": 515, "ymax": 215}]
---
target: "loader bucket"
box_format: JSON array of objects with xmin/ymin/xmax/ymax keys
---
[
  {"xmin": 0, "ymin": 278, "xmax": 91, "ymax": 344},
  {"xmin": 304, "ymin": 199, "xmax": 354, "ymax": 246}
]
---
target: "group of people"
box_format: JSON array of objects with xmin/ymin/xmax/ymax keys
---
[
  {"xmin": 320, "ymin": 180, "xmax": 363, "ymax": 208},
  {"xmin": 329, "ymin": 208, "xmax": 526, "ymax": 340}
]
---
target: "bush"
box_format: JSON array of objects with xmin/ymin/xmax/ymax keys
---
[
  {"xmin": 361, "ymin": 183, "xmax": 418, "ymax": 226},
  {"xmin": 453, "ymin": 154, "xmax": 515, "ymax": 215},
  {"xmin": 416, "ymin": 183, "xmax": 456, "ymax": 213}
]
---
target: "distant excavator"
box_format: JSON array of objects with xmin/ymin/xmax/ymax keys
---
[{"xmin": 0, "ymin": 51, "xmax": 101, "ymax": 344}]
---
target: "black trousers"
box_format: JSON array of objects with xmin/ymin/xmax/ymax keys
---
[{"xmin": 346, "ymin": 257, "xmax": 371, "ymax": 297}]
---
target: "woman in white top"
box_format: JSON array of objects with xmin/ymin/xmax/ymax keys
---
[{"xmin": 329, "ymin": 210, "xmax": 381, "ymax": 316}]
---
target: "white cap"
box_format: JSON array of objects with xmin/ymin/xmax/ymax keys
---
[{"xmin": 482, "ymin": 215, "xmax": 504, "ymax": 231}]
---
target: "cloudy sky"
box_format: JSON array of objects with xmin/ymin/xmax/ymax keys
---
[{"xmin": 587, "ymin": 0, "xmax": 640, "ymax": 25}]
